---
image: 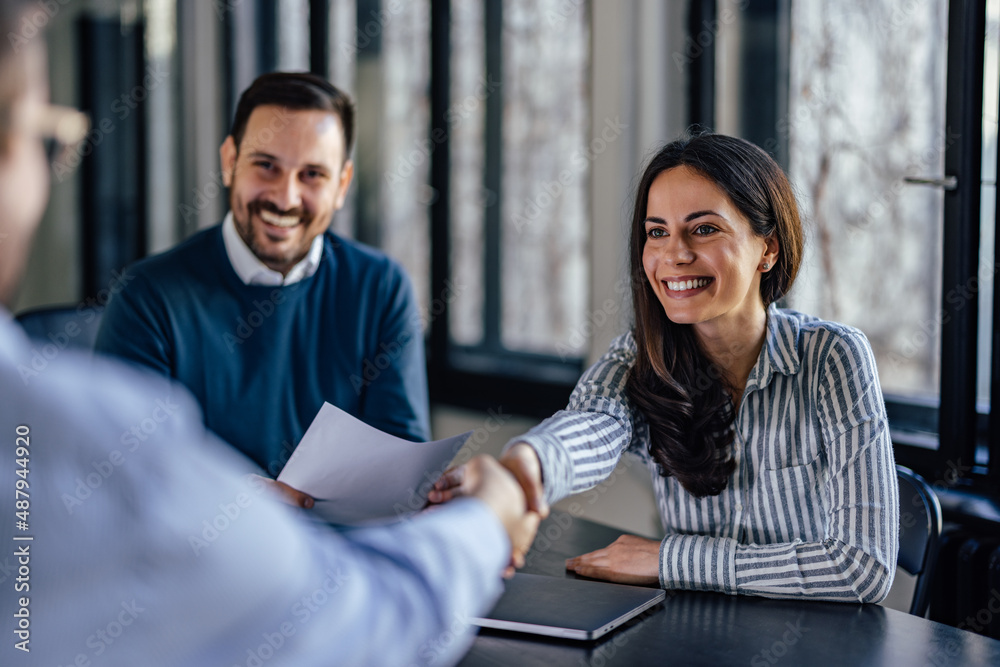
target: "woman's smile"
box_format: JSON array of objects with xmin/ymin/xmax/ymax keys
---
[{"xmin": 662, "ymin": 276, "xmax": 713, "ymax": 294}]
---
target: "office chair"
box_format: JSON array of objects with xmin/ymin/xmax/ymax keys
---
[
  {"xmin": 897, "ymin": 465, "xmax": 942, "ymax": 617},
  {"xmin": 15, "ymin": 304, "xmax": 104, "ymax": 351}
]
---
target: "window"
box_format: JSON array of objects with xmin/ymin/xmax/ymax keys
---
[
  {"xmin": 731, "ymin": 0, "xmax": 998, "ymax": 489},
  {"xmin": 427, "ymin": 0, "xmax": 590, "ymax": 416},
  {"xmin": 709, "ymin": 0, "xmax": 1000, "ymax": 491},
  {"xmin": 786, "ymin": 1, "xmax": 948, "ymax": 419},
  {"xmin": 447, "ymin": 0, "xmax": 589, "ymax": 357},
  {"xmin": 355, "ymin": 0, "xmax": 433, "ymax": 315}
]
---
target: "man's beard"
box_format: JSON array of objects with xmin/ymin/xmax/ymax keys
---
[{"xmin": 235, "ymin": 198, "xmax": 314, "ymax": 265}]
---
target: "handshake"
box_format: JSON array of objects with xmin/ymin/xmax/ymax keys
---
[
  {"xmin": 266, "ymin": 443, "xmax": 548, "ymax": 578},
  {"xmin": 427, "ymin": 443, "xmax": 548, "ymax": 577}
]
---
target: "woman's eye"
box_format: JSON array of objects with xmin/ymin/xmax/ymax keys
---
[
  {"xmin": 646, "ymin": 228, "xmax": 666, "ymax": 239},
  {"xmin": 695, "ymin": 224, "xmax": 717, "ymax": 235}
]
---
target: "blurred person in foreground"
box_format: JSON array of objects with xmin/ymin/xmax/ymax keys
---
[
  {"xmin": 0, "ymin": 2, "xmax": 537, "ymax": 664},
  {"xmin": 434, "ymin": 133, "xmax": 898, "ymax": 603}
]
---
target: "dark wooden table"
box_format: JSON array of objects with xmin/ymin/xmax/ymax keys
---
[{"xmin": 459, "ymin": 511, "xmax": 1000, "ymax": 666}]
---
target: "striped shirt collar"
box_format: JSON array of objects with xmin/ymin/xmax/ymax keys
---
[
  {"xmin": 221, "ymin": 212, "xmax": 324, "ymax": 286},
  {"xmin": 746, "ymin": 303, "xmax": 803, "ymax": 392}
]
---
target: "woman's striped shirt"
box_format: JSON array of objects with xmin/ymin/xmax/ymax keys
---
[{"xmin": 510, "ymin": 305, "xmax": 898, "ymax": 602}]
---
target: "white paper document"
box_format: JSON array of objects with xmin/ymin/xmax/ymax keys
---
[{"xmin": 277, "ymin": 403, "xmax": 470, "ymax": 524}]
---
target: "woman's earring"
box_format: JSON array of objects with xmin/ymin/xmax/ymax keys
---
[{"xmin": 762, "ymin": 263, "xmax": 770, "ymax": 271}]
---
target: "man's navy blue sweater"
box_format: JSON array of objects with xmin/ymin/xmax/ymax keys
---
[{"xmin": 95, "ymin": 225, "xmax": 429, "ymax": 475}]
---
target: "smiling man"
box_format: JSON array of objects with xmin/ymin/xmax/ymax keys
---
[{"xmin": 96, "ymin": 73, "xmax": 429, "ymax": 501}]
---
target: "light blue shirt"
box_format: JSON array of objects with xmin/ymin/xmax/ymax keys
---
[{"xmin": 0, "ymin": 310, "xmax": 507, "ymax": 666}]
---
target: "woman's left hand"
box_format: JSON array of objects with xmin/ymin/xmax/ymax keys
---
[{"xmin": 565, "ymin": 535, "xmax": 661, "ymax": 586}]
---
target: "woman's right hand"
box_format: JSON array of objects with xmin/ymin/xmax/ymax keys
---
[
  {"xmin": 429, "ymin": 442, "xmax": 548, "ymax": 519},
  {"xmin": 498, "ymin": 443, "xmax": 548, "ymax": 519}
]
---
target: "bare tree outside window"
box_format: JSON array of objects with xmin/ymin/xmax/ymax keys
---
[
  {"xmin": 449, "ymin": 0, "xmax": 590, "ymax": 356},
  {"xmin": 450, "ymin": 0, "xmax": 487, "ymax": 345},
  {"xmin": 381, "ymin": 0, "xmax": 432, "ymax": 318},
  {"xmin": 500, "ymin": 0, "xmax": 589, "ymax": 355},
  {"xmin": 786, "ymin": 0, "xmax": 949, "ymax": 401}
]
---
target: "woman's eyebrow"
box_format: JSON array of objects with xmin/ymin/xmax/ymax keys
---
[
  {"xmin": 684, "ymin": 209, "xmax": 725, "ymax": 222},
  {"xmin": 644, "ymin": 211, "xmax": 728, "ymax": 225}
]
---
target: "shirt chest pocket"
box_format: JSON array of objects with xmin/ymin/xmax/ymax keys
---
[
  {"xmin": 754, "ymin": 415, "xmax": 824, "ymax": 470},
  {"xmin": 738, "ymin": 384, "xmax": 823, "ymax": 470},
  {"xmin": 753, "ymin": 457, "xmax": 826, "ymax": 542}
]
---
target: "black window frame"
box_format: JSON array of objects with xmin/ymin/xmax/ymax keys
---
[{"xmin": 78, "ymin": 14, "xmax": 147, "ymax": 301}]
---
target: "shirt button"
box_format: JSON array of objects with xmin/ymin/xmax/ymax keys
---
[{"xmin": 735, "ymin": 504, "xmax": 743, "ymax": 513}]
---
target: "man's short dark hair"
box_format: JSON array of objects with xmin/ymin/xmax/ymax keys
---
[{"xmin": 229, "ymin": 72, "xmax": 355, "ymax": 160}]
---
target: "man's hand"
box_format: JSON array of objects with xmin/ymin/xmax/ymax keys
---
[
  {"xmin": 435, "ymin": 455, "xmax": 541, "ymax": 577},
  {"xmin": 565, "ymin": 535, "xmax": 660, "ymax": 586},
  {"xmin": 429, "ymin": 442, "xmax": 548, "ymax": 519},
  {"xmin": 255, "ymin": 475, "xmax": 315, "ymax": 509}
]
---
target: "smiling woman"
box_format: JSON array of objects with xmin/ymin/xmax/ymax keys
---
[
  {"xmin": 438, "ymin": 133, "xmax": 901, "ymax": 603},
  {"xmin": 628, "ymin": 136, "xmax": 801, "ymax": 498}
]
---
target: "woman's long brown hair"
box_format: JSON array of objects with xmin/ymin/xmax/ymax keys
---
[{"xmin": 625, "ymin": 134, "xmax": 803, "ymax": 497}]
